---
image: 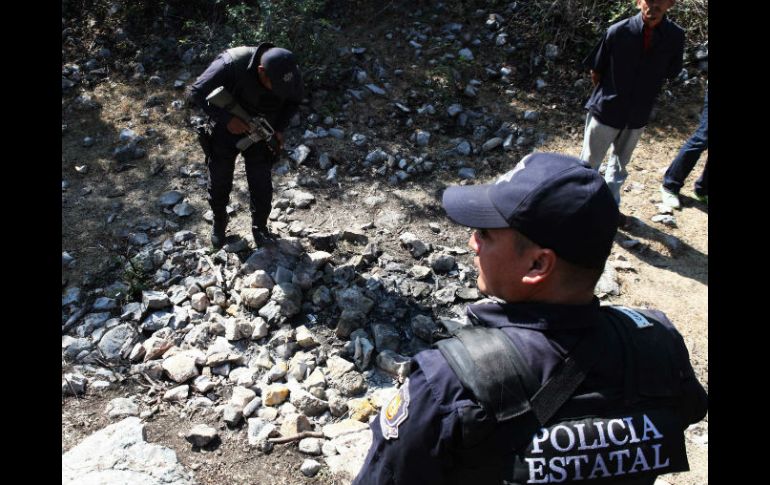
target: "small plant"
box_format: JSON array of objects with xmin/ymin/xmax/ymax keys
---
[
  {"xmin": 99, "ymin": 233, "xmax": 152, "ymax": 302},
  {"xmin": 122, "ymin": 258, "xmax": 150, "ymax": 301}
]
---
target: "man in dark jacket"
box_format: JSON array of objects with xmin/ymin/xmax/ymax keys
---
[
  {"xmin": 353, "ymin": 153, "xmax": 707, "ymax": 485},
  {"xmin": 580, "ymin": 0, "xmax": 684, "ymax": 227},
  {"xmin": 188, "ymin": 43, "xmax": 303, "ymax": 248}
]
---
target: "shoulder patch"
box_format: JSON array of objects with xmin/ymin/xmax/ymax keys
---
[
  {"xmin": 380, "ymin": 378, "xmax": 410, "ymax": 440},
  {"xmin": 615, "ymin": 306, "xmax": 653, "ymax": 329}
]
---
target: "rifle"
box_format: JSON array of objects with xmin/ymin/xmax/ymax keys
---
[{"xmin": 205, "ymin": 86, "xmax": 280, "ymax": 155}]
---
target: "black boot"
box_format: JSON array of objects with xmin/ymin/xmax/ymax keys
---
[
  {"xmin": 211, "ymin": 213, "xmax": 228, "ymax": 249},
  {"xmin": 252, "ymin": 225, "xmax": 274, "ymax": 246}
]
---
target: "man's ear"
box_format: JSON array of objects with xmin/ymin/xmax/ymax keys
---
[{"xmin": 522, "ymin": 249, "xmax": 557, "ymax": 284}]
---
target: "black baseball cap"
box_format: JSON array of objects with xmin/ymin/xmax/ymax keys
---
[
  {"xmin": 442, "ymin": 152, "xmax": 619, "ymax": 269},
  {"xmin": 260, "ymin": 47, "xmax": 303, "ymax": 101}
]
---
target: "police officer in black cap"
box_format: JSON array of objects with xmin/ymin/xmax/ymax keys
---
[
  {"xmin": 353, "ymin": 152, "xmax": 707, "ymax": 485},
  {"xmin": 188, "ymin": 43, "xmax": 304, "ymax": 248}
]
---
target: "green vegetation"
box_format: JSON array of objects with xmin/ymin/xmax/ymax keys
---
[
  {"xmin": 63, "ymin": 0, "xmax": 339, "ymax": 87},
  {"xmin": 62, "ymin": 0, "xmax": 707, "ymax": 87},
  {"xmin": 517, "ymin": 0, "xmax": 707, "ymax": 59}
]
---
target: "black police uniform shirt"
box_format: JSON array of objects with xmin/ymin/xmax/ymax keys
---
[
  {"xmin": 187, "ymin": 43, "xmax": 302, "ymax": 133},
  {"xmin": 352, "ymin": 299, "xmax": 707, "ymax": 485}
]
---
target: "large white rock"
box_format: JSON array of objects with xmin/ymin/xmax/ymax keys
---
[
  {"xmin": 97, "ymin": 324, "xmax": 137, "ymax": 360},
  {"xmin": 163, "ymin": 385, "xmax": 189, "ymax": 402},
  {"xmin": 241, "ymin": 288, "xmax": 270, "ymax": 309},
  {"xmin": 162, "ymin": 354, "xmax": 199, "ymax": 383},
  {"xmin": 105, "ymin": 397, "xmax": 139, "ymax": 419},
  {"xmin": 230, "ymin": 386, "xmax": 257, "ymax": 409},
  {"xmin": 62, "ymin": 417, "xmax": 195, "ymax": 485},
  {"xmin": 322, "ymin": 419, "xmax": 369, "ymax": 439},
  {"xmin": 325, "ymin": 429, "xmax": 373, "ymax": 480},
  {"xmin": 326, "ymin": 355, "xmax": 355, "ymax": 380},
  {"xmin": 295, "ymin": 325, "xmax": 319, "ymax": 348}
]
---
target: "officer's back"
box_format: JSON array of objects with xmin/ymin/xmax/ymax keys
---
[{"xmin": 352, "ymin": 153, "xmax": 707, "ymax": 485}]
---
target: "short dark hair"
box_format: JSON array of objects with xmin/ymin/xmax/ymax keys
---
[
  {"xmin": 556, "ymin": 257, "xmax": 605, "ymax": 291},
  {"xmin": 511, "ymin": 229, "xmax": 604, "ymax": 291}
]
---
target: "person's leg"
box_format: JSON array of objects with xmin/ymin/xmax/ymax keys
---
[
  {"xmin": 694, "ymin": 157, "xmax": 708, "ymax": 198},
  {"xmin": 604, "ymin": 127, "xmax": 644, "ymax": 204},
  {"xmin": 207, "ymin": 126, "xmax": 239, "ymax": 247},
  {"xmin": 580, "ymin": 113, "xmax": 617, "ymax": 170},
  {"xmin": 663, "ymin": 91, "xmax": 708, "ymax": 194},
  {"xmin": 242, "ymin": 142, "xmax": 275, "ymax": 238}
]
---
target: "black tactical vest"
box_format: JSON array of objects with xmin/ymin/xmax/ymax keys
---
[
  {"xmin": 435, "ymin": 307, "xmax": 690, "ymax": 485},
  {"xmin": 224, "ymin": 45, "xmax": 285, "ymax": 125}
]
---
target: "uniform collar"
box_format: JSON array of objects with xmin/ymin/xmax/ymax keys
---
[
  {"xmin": 466, "ymin": 298, "xmax": 603, "ymax": 330},
  {"xmin": 247, "ymin": 42, "xmax": 276, "ymax": 71}
]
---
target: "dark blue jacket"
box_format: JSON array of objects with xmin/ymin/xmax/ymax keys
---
[
  {"xmin": 584, "ymin": 13, "xmax": 685, "ymax": 129},
  {"xmin": 353, "ymin": 299, "xmax": 707, "ymax": 485},
  {"xmin": 187, "ymin": 43, "xmax": 302, "ymax": 132}
]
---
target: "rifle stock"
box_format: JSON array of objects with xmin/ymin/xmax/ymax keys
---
[{"xmin": 205, "ymin": 86, "xmax": 279, "ymax": 154}]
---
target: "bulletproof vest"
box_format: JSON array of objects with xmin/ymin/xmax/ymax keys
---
[
  {"xmin": 224, "ymin": 45, "xmax": 284, "ymax": 122},
  {"xmin": 435, "ymin": 307, "xmax": 690, "ymax": 485}
]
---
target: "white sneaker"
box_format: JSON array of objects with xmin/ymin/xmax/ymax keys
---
[{"xmin": 660, "ymin": 185, "xmax": 681, "ymax": 210}]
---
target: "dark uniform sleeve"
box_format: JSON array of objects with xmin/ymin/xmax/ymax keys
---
[
  {"xmin": 186, "ymin": 53, "xmax": 235, "ymax": 125},
  {"xmin": 642, "ymin": 310, "xmax": 708, "ymax": 426},
  {"xmin": 671, "ymin": 331, "xmax": 708, "ymax": 426},
  {"xmin": 352, "ymin": 364, "xmax": 460, "ymax": 485}
]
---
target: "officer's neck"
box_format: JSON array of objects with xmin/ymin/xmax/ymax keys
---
[{"xmin": 508, "ymin": 282, "xmax": 595, "ymax": 306}]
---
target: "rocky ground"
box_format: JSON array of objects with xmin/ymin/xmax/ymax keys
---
[{"xmin": 62, "ymin": 2, "xmax": 708, "ymax": 484}]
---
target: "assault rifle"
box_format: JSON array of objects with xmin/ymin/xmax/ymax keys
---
[{"xmin": 205, "ymin": 86, "xmax": 280, "ymax": 154}]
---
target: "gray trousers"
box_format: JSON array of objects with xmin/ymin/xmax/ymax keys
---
[{"xmin": 579, "ymin": 113, "xmax": 644, "ymax": 204}]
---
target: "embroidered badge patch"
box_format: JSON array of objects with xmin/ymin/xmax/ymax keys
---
[{"xmin": 380, "ymin": 378, "xmax": 410, "ymax": 440}]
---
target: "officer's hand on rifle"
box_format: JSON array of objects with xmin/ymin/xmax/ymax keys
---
[{"xmin": 227, "ymin": 116, "xmax": 250, "ymax": 135}]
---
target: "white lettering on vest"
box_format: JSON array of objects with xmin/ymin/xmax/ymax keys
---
[
  {"xmin": 550, "ymin": 425, "xmax": 576, "ymax": 452},
  {"xmin": 531, "ymin": 428, "xmax": 549, "ymax": 454},
  {"xmin": 575, "ymin": 423, "xmax": 600, "ymax": 451},
  {"xmin": 588, "ymin": 453, "xmax": 611, "ymax": 479},
  {"xmin": 593, "ymin": 421, "xmax": 608, "ymax": 448},
  {"xmin": 608, "ymin": 449, "xmax": 630, "ymax": 475},
  {"xmin": 548, "ymin": 456, "xmax": 568, "ymax": 483},
  {"xmin": 526, "ymin": 457, "xmax": 548, "ymax": 483},
  {"xmin": 652, "ymin": 443, "xmax": 671, "ymax": 469},
  {"xmin": 623, "ymin": 417, "xmax": 641, "ymax": 443},
  {"xmin": 641, "ymin": 414, "xmax": 663, "ymax": 441},
  {"xmin": 565, "ymin": 455, "xmax": 590, "ymax": 480},
  {"xmin": 607, "ymin": 419, "xmax": 629, "ymax": 446},
  {"xmin": 629, "ymin": 446, "xmax": 651, "ymax": 473},
  {"xmin": 524, "ymin": 415, "xmax": 675, "ymax": 482}
]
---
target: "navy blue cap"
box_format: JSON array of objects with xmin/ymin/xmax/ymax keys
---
[
  {"xmin": 442, "ymin": 152, "xmax": 619, "ymax": 269},
  {"xmin": 260, "ymin": 47, "xmax": 303, "ymax": 101}
]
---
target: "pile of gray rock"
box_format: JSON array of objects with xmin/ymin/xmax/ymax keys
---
[{"xmin": 62, "ymin": 197, "xmax": 488, "ymax": 478}]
